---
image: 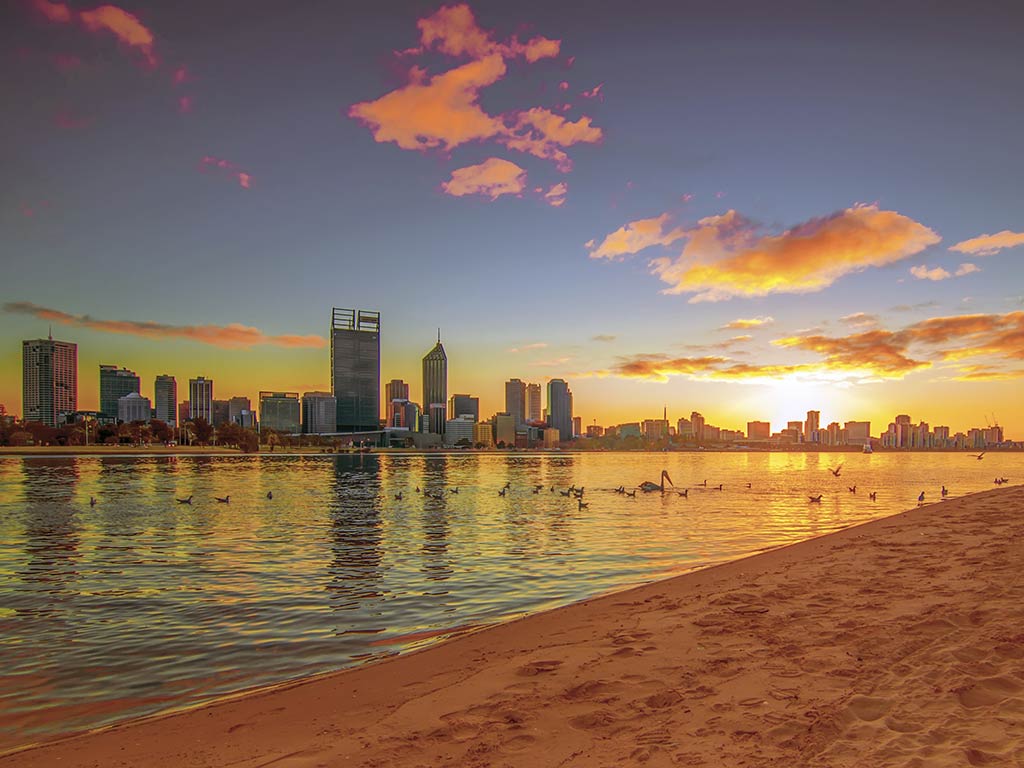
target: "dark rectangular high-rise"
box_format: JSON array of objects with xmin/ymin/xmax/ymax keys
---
[
  {"xmin": 331, "ymin": 308, "xmax": 380, "ymax": 432},
  {"xmin": 23, "ymin": 337, "xmax": 77, "ymax": 427},
  {"xmin": 546, "ymin": 378, "xmax": 573, "ymax": 443},
  {"xmin": 154, "ymin": 375, "xmax": 177, "ymax": 426}
]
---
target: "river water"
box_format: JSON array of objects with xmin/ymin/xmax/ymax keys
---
[{"xmin": 0, "ymin": 451, "xmax": 1018, "ymax": 750}]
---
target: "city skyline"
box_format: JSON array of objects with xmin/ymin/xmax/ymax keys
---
[
  {"xmin": 2, "ymin": 1, "xmax": 1023, "ymax": 437},
  {"xmin": 10, "ymin": 329, "xmax": 1013, "ymax": 444}
]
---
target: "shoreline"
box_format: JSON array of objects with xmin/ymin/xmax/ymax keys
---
[
  {"xmin": 3, "ymin": 485, "xmax": 1022, "ymax": 766},
  {"xmin": 1, "ymin": 445, "xmax": 1020, "ymax": 457}
]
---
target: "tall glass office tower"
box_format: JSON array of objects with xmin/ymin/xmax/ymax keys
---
[
  {"xmin": 331, "ymin": 308, "xmax": 380, "ymax": 432},
  {"xmin": 422, "ymin": 332, "xmax": 447, "ymax": 435}
]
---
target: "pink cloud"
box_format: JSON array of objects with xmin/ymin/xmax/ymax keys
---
[
  {"xmin": 4, "ymin": 302, "xmax": 324, "ymax": 349},
  {"xmin": 558, "ymin": 80, "xmax": 569, "ymax": 91},
  {"xmin": 580, "ymin": 83, "xmax": 603, "ymax": 100},
  {"xmin": 177, "ymin": 95, "xmax": 193, "ymax": 113},
  {"xmin": 31, "ymin": 1, "xmax": 161, "ymax": 69},
  {"xmin": 441, "ymin": 157, "xmax": 526, "ymax": 199},
  {"xmin": 681, "ymin": 193, "xmax": 695, "ymax": 203},
  {"xmin": 31, "ymin": 0, "xmax": 72, "ymax": 23},
  {"xmin": 171, "ymin": 66, "xmax": 190, "ymax": 86},
  {"xmin": 543, "ymin": 181, "xmax": 568, "ymax": 207},
  {"xmin": 200, "ymin": 156, "xmax": 252, "ymax": 190},
  {"xmin": 52, "ymin": 53, "xmax": 82, "ymax": 72},
  {"xmin": 53, "ymin": 109, "xmax": 94, "ymax": 129}
]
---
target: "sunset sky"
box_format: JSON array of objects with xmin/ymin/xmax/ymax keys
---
[{"xmin": 3, "ymin": 0, "xmax": 1023, "ymax": 436}]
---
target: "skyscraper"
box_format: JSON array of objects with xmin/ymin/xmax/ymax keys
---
[
  {"xmin": 505, "ymin": 378, "xmax": 526, "ymax": 426},
  {"xmin": 805, "ymin": 410, "xmax": 820, "ymax": 443},
  {"xmin": 22, "ymin": 336, "xmax": 77, "ymax": 427},
  {"xmin": 331, "ymin": 308, "xmax": 380, "ymax": 432},
  {"xmin": 189, "ymin": 377, "xmax": 213, "ymax": 422},
  {"xmin": 154, "ymin": 375, "xmax": 177, "ymax": 426},
  {"xmin": 259, "ymin": 392, "xmax": 300, "ymax": 433},
  {"xmin": 525, "ymin": 382, "xmax": 541, "ymax": 422},
  {"xmin": 302, "ymin": 391, "xmax": 337, "ymax": 434},
  {"xmin": 212, "ymin": 400, "xmax": 230, "ymax": 427},
  {"xmin": 422, "ymin": 332, "xmax": 447, "ymax": 435},
  {"xmin": 449, "ymin": 394, "xmax": 479, "ymax": 421},
  {"xmin": 546, "ymin": 378, "xmax": 573, "ymax": 443},
  {"xmin": 99, "ymin": 365, "xmax": 140, "ymax": 420},
  {"xmin": 385, "ymin": 379, "xmax": 409, "ymax": 426}
]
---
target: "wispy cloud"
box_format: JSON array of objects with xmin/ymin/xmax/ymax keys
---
[
  {"xmin": 647, "ymin": 205, "xmax": 940, "ymax": 302},
  {"xmin": 591, "ymin": 334, "xmax": 616, "ymax": 342},
  {"xmin": 507, "ymin": 342, "xmax": 548, "ymax": 353},
  {"xmin": 580, "ymin": 83, "xmax": 604, "ymax": 100},
  {"xmin": 4, "ymin": 302, "xmax": 325, "ymax": 348},
  {"xmin": 543, "ymin": 181, "xmax": 567, "ymax": 207},
  {"xmin": 590, "ymin": 311, "xmax": 1024, "ymax": 385},
  {"xmin": 719, "ymin": 316, "xmax": 774, "ymax": 330},
  {"xmin": 200, "ymin": 156, "xmax": 251, "ymax": 189},
  {"xmin": 950, "ymin": 230, "xmax": 1024, "ymax": 256},
  {"xmin": 587, "ymin": 213, "xmax": 686, "ymax": 261},
  {"xmin": 32, "ymin": 0, "xmax": 158, "ymax": 68},
  {"xmin": 840, "ymin": 312, "xmax": 879, "ymax": 328},
  {"xmin": 955, "ymin": 262, "xmax": 980, "ymax": 276},
  {"xmin": 441, "ymin": 157, "xmax": 526, "ymax": 199}
]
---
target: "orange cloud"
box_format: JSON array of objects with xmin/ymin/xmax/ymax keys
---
[
  {"xmin": 910, "ymin": 264, "xmax": 950, "ymax": 281},
  {"xmin": 719, "ymin": 316, "xmax": 774, "ymax": 330},
  {"xmin": 31, "ymin": 1, "xmax": 162, "ymax": 69},
  {"xmin": 950, "ymin": 230, "xmax": 1024, "ymax": 256},
  {"xmin": 588, "ymin": 213, "xmax": 686, "ymax": 261},
  {"xmin": 505, "ymin": 108, "xmax": 602, "ymax": 171},
  {"xmin": 647, "ymin": 205, "xmax": 942, "ymax": 303},
  {"xmin": 441, "ymin": 157, "xmax": 526, "ymax": 199},
  {"xmin": 80, "ymin": 5, "xmax": 156, "ymax": 66},
  {"xmin": 580, "ymin": 83, "xmax": 604, "ymax": 100},
  {"xmin": 200, "ymin": 156, "xmax": 252, "ymax": 189},
  {"xmin": 648, "ymin": 204, "xmax": 940, "ymax": 302},
  {"xmin": 412, "ymin": 4, "xmax": 560, "ymax": 62},
  {"xmin": 955, "ymin": 263, "xmax": 980, "ymax": 276},
  {"xmin": 543, "ymin": 181, "xmax": 567, "ymax": 207},
  {"xmin": 773, "ymin": 330, "xmax": 930, "ymax": 378},
  {"xmin": 600, "ymin": 311, "xmax": 1024, "ymax": 386},
  {"xmin": 350, "ymin": 5, "xmax": 596, "ymax": 176},
  {"xmin": 349, "ymin": 55, "xmax": 507, "ymax": 152},
  {"xmin": 3, "ymin": 302, "xmax": 325, "ymax": 349}
]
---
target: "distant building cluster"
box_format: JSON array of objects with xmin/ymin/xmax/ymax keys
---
[{"xmin": 587, "ymin": 409, "xmax": 1011, "ymax": 450}]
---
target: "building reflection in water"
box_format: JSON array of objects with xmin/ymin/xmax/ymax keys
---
[
  {"xmin": 326, "ymin": 454, "xmax": 385, "ymax": 614},
  {"xmin": 419, "ymin": 455, "xmax": 453, "ymax": 584}
]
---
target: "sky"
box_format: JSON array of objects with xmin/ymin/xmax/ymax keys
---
[{"xmin": 2, "ymin": 0, "xmax": 1023, "ymax": 436}]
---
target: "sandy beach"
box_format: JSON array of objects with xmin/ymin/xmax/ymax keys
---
[{"xmin": 4, "ymin": 485, "xmax": 1022, "ymax": 767}]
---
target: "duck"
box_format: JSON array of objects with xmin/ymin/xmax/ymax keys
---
[
  {"xmin": 809, "ymin": 494, "xmax": 822, "ymax": 503},
  {"xmin": 175, "ymin": 495, "xmax": 193, "ymax": 505}
]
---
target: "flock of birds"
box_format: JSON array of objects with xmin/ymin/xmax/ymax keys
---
[{"xmin": 83, "ymin": 455, "xmax": 1009, "ymax": 510}]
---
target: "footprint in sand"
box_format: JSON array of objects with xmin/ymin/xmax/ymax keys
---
[{"xmin": 516, "ymin": 659, "xmax": 563, "ymax": 676}]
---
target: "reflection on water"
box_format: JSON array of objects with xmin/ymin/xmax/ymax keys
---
[{"xmin": 0, "ymin": 451, "xmax": 1019, "ymax": 750}]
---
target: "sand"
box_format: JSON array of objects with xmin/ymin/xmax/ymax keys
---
[{"xmin": 4, "ymin": 485, "xmax": 1023, "ymax": 767}]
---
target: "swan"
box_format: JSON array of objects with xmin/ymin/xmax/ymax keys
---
[{"xmin": 639, "ymin": 470, "xmax": 673, "ymax": 493}]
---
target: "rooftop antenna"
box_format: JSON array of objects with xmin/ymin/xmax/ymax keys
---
[
  {"xmin": 437, "ymin": 328, "xmax": 441, "ymax": 343},
  {"xmin": 48, "ymin": 325, "xmax": 52, "ymax": 341}
]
